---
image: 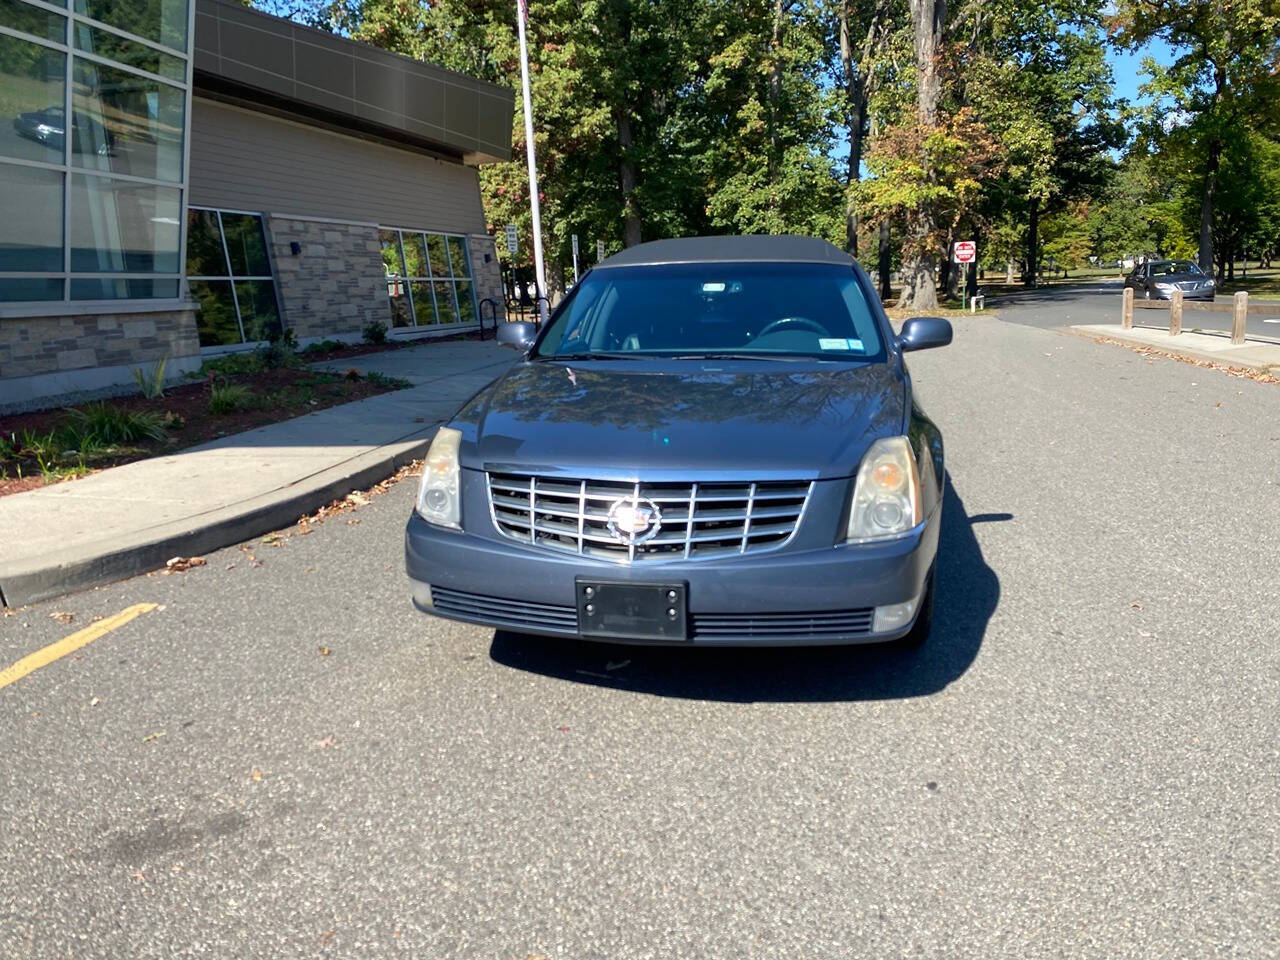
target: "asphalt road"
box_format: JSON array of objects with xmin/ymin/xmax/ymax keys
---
[
  {"xmin": 3, "ymin": 317, "xmax": 1279, "ymax": 959},
  {"xmin": 989, "ymin": 277, "xmax": 1280, "ymax": 341}
]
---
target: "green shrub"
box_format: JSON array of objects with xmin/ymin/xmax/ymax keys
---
[
  {"xmin": 201, "ymin": 351, "xmax": 263, "ymax": 376},
  {"xmin": 209, "ymin": 383, "xmax": 257, "ymax": 414},
  {"xmin": 63, "ymin": 403, "xmax": 167, "ymax": 445},
  {"xmin": 257, "ymin": 336, "xmax": 299, "ymax": 370},
  {"xmin": 132, "ymin": 356, "xmax": 168, "ymax": 399},
  {"xmin": 362, "ymin": 321, "xmax": 388, "ymax": 345}
]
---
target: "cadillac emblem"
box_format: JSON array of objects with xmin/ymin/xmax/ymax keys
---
[{"xmin": 606, "ymin": 497, "xmax": 662, "ymax": 545}]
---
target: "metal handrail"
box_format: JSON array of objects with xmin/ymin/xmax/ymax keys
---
[{"xmin": 477, "ymin": 298, "xmax": 500, "ymax": 339}]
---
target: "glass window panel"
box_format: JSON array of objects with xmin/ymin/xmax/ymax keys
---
[
  {"xmin": 0, "ymin": 0, "xmax": 65, "ymax": 42},
  {"xmin": 70, "ymin": 276, "xmax": 178, "ymax": 298},
  {"xmin": 0, "ymin": 35, "xmax": 66, "ymax": 164},
  {"xmin": 220, "ymin": 213, "xmax": 269, "ymax": 276},
  {"xmin": 70, "ymin": 174, "xmax": 180, "ymax": 273},
  {"xmin": 379, "ymin": 228, "xmax": 404, "ymax": 278},
  {"xmin": 433, "ymin": 280, "xmax": 458, "ymax": 323},
  {"xmin": 401, "ymin": 232, "xmax": 428, "ymax": 279},
  {"xmin": 447, "ymin": 236, "xmax": 469, "ymax": 279},
  {"xmin": 72, "ymin": 57, "xmax": 184, "ymax": 182},
  {"xmin": 185, "ymin": 207, "xmax": 225, "ymax": 276},
  {"xmin": 0, "ymin": 163, "xmax": 62, "ymax": 270},
  {"xmin": 388, "ymin": 281, "xmax": 412, "ymax": 327},
  {"xmin": 74, "ymin": 23, "xmax": 185, "ymax": 81},
  {"xmin": 426, "ymin": 234, "xmax": 449, "ymax": 277},
  {"xmin": 234, "ymin": 280, "xmax": 279, "ymax": 341},
  {"xmin": 408, "ymin": 281, "xmax": 435, "ymax": 325},
  {"xmin": 454, "ymin": 281, "xmax": 475, "ymax": 323},
  {"xmin": 0, "ymin": 276, "xmax": 62, "ymax": 301},
  {"xmin": 189, "ymin": 279, "xmax": 241, "ymax": 345},
  {"xmin": 74, "ymin": 0, "xmax": 187, "ymax": 52}
]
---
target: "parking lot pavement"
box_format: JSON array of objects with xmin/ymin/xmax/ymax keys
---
[{"xmin": 2, "ymin": 316, "xmax": 1278, "ymax": 959}]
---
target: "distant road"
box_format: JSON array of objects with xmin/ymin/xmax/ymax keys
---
[{"xmin": 986, "ymin": 277, "xmax": 1280, "ymax": 341}]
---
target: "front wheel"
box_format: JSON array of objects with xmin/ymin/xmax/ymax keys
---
[{"xmin": 891, "ymin": 567, "xmax": 936, "ymax": 649}]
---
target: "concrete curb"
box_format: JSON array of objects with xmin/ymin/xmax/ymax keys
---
[{"xmin": 0, "ymin": 428, "xmax": 437, "ymax": 609}]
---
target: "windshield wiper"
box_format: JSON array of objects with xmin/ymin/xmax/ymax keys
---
[
  {"xmin": 535, "ymin": 352, "xmax": 634, "ymax": 362},
  {"xmin": 666, "ymin": 352, "xmax": 813, "ymax": 362}
]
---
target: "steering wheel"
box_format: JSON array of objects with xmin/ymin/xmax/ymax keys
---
[{"xmin": 756, "ymin": 316, "xmax": 829, "ymax": 338}]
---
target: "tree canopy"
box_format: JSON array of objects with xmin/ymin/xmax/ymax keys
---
[{"xmin": 253, "ymin": 0, "xmax": 1280, "ymax": 300}]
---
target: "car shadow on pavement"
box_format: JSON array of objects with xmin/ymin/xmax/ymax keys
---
[{"xmin": 488, "ymin": 477, "xmax": 1001, "ymax": 702}]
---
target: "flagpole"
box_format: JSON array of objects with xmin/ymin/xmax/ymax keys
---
[{"xmin": 515, "ymin": 0, "xmax": 549, "ymax": 323}]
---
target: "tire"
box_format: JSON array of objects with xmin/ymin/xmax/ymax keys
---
[{"xmin": 891, "ymin": 566, "xmax": 936, "ymax": 650}]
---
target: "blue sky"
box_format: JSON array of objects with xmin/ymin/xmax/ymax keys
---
[{"xmin": 1109, "ymin": 38, "xmax": 1176, "ymax": 108}]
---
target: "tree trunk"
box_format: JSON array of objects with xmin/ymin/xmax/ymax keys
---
[
  {"xmin": 878, "ymin": 219, "xmax": 892, "ymax": 300},
  {"xmin": 1198, "ymin": 65, "xmax": 1225, "ymax": 274},
  {"xmin": 899, "ymin": 0, "xmax": 945, "ymax": 311},
  {"xmin": 768, "ymin": 0, "xmax": 785, "ymax": 184},
  {"xmin": 839, "ymin": 0, "xmax": 872, "ymax": 255},
  {"xmin": 617, "ymin": 113, "xmax": 642, "ymax": 248},
  {"xmin": 1025, "ymin": 197, "xmax": 1039, "ymax": 287},
  {"xmin": 1005, "ymin": 260, "xmax": 1016, "ymax": 284},
  {"xmin": 546, "ymin": 256, "xmax": 565, "ymax": 306}
]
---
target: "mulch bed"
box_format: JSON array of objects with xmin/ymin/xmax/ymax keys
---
[{"xmin": 0, "ymin": 365, "xmax": 403, "ymax": 499}]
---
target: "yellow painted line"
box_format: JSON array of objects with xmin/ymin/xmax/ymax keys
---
[{"xmin": 0, "ymin": 603, "xmax": 158, "ymax": 691}]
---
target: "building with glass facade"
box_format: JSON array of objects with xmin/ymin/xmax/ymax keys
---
[{"xmin": 0, "ymin": 0, "xmax": 513, "ymax": 406}]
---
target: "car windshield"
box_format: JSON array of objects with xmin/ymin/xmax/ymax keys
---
[
  {"xmin": 533, "ymin": 261, "xmax": 885, "ymax": 361},
  {"xmin": 1151, "ymin": 260, "xmax": 1202, "ymax": 277}
]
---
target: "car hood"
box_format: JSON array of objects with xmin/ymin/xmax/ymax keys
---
[
  {"xmin": 1155, "ymin": 272, "xmax": 1211, "ymax": 285},
  {"xmin": 455, "ymin": 359, "xmax": 906, "ymax": 480}
]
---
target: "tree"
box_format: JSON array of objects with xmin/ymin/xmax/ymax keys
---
[{"xmin": 1109, "ymin": 0, "xmax": 1280, "ymax": 273}]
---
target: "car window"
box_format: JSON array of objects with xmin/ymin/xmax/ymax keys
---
[
  {"xmin": 535, "ymin": 261, "xmax": 885, "ymax": 361},
  {"xmin": 1149, "ymin": 260, "xmax": 1202, "ymax": 277}
]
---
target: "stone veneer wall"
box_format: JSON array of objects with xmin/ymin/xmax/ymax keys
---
[
  {"xmin": 467, "ymin": 235, "xmax": 506, "ymax": 323},
  {"xmin": 266, "ymin": 216, "xmax": 388, "ymax": 339},
  {"xmin": 0, "ymin": 310, "xmax": 200, "ymax": 381}
]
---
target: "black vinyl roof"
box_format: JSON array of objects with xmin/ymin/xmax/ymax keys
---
[{"xmin": 597, "ymin": 235, "xmax": 854, "ymax": 269}]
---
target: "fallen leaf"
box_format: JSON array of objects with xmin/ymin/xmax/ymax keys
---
[
  {"xmin": 318, "ymin": 930, "xmax": 336, "ymax": 948},
  {"xmin": 132, "ymin": 870, "xmax": 145, "ymax": 882},
  {"xmin": 89, "ymin": 697, "xmax": 100, "ymax": 707},
  {"xmin": 251, "ymin": 768, "xmax": 263, "ymax": 782},
  {"xmin": 250, "ymin": 558, "xmax": 263, "ymax": 568},
  {"xmin": 313, "ymin": 736, "xmax": 336, "ymax": 749},
  {"xmin": 261, "ymin": 532, "xmax": 283, "ymax": 545},
  {"xmin": 318, "ymin": 646, "xmax": 331, "ymax": 656},
  {"xmin": 50, "ymin": 611, "xmax": 75, "ymax": 624},
  {"xmin": 225, "ymin": 563, "xmax": 236, "ymax": 570},
  {"xmin": 347, "ymin": 491, "xmax": 370, "ymax": 506},
  {"xmin": 142, "ymin": 731, "xmax": 166, "ymax": 743},
  {"xmin": 2, "ymin": 608, "xmax": 14, "ymax": 617},
  {"xmin": 164, "ymin": 556, "xmax": 206, "ymax": 573},
  {"xmin": 556, "ymin": 725, "xmax": 570, "ymax": 733},
  {"xmin": 1130, "ymin": 601, "xmax": 1143, "ymax": 610}
]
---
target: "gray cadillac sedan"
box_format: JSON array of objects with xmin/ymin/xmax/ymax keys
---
[{"xmin": 405, "ymin": 235, "xmax": 951, "ymax": 646}]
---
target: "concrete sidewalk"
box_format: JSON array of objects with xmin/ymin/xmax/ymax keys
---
[
  {"xmin": 1072, "ymin": 324, "xmax": 1280, "ymax": 373},
  {"xmin": 0, "ymin": 338, "xmax": 513, "ymax": 607}
]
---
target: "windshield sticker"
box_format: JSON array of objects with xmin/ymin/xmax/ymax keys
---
[
  {"xmin": 702, "ymin": 282, "xmax": 727, "ymax": 292},
  {"xmin": 819, "ymin": 338, "xmax": 864, "ymax": 351}
]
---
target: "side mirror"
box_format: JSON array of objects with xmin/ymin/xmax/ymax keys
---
[
  {"xmin": 497, "ymin": 321, "xmax": 538, "ymax": 352},
  {"xmin": 897, "ymin": 316, "xmax": 953, "ymax": 353}
]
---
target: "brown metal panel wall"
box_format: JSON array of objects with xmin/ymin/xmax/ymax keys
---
[{"xmin": 187, "ymin": 97, "xmax": 488, "ymax": 234}]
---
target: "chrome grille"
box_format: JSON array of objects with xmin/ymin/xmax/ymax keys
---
[{"xmin": 486, "ymin": 472, "xmax": 812, "ymax": 563}]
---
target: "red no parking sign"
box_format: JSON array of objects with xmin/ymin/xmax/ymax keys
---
[{"xmin": 954, "ymin": 241, "xmax": 976, "ymax": 263}]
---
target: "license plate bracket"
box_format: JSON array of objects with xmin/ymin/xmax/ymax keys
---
[{"xmin": 575, "ymin": 579, "xmax": 688, "ymax": 641}]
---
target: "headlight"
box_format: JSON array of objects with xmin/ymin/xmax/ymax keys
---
[
  {"xmin": 846, "ymin": 436, "xmax": 923, "ymax": 542},
  {"xmin": 416, "ymin": 427, "xmax": 461, "ymax": 529}
]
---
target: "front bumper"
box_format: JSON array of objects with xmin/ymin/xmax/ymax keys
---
[{"xmin": 404, "ymin": 502, "xmax": 940, "ymax": 647}]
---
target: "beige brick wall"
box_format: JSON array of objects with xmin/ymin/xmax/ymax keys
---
[
  {"xmin": 0, "ymin": 309, "xmax": 200, "ymax": 381},
  {"xmin": 467, "ymin": 235, "xmax": 506, "ymax": 323},
  {"xmin": 267, "ymin": 216, "xmax": 388, "ymax": 339}
]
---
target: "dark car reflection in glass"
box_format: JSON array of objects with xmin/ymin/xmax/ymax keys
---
[{"xmin": 405, "ymin": 236, "xmax": 953, "ymax": 647}]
